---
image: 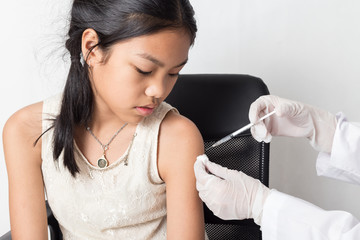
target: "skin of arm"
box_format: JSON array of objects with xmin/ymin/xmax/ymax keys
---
[
  {"xmin": 158, "ymin": 110, "xmax": 205, "ymax": 239},
  {"xmin": 3, "ymin": 102, "xmax": 48, "ymax": 239}
]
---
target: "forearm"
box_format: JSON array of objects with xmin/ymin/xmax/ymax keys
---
[
  {"xmin": 7, "ymin": 160, "xmax": 48, "ymax": 239},
  {"xmin": 9, "ymin": 199, "xmax": 48, "ymax": 240},
  {"xmin": 7, "ymin": 164, "xmax": 48, "ymax": 239}
]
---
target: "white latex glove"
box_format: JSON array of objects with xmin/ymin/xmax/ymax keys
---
[
  {"xmin": 249, "ymin": 95, "xmax": 337, "ymax": 153},
  {"xmin": 194, "ymin": 154, "xmax": 270, "ymax": 226}
]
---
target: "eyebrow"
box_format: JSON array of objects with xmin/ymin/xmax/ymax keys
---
[{"xmin": 136, "ymin": 53, "xmax": 188, "ymax": 68}]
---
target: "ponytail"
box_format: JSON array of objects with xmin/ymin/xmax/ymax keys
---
[{"xmin": 52, "ymin": 33, "xmax": 93, "ymax": 177}]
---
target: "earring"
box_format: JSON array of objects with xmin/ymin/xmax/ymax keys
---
[{"xmin": 80, "ymin": 53, "xmax": 85, "ymax": 67}]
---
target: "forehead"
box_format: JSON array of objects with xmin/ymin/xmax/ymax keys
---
[{"xmin": 107, "ymin": 29, "xmax": 191, "ymax": 65}]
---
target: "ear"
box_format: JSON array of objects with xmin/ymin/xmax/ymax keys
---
[{"xmin": 81, "ymin": 28, "xmax": 101, "ymax": 66}]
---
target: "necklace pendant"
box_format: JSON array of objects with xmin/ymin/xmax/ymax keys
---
[{"xmin": 97, "ymin": 154, "xmax": 109, "ymax": 168}]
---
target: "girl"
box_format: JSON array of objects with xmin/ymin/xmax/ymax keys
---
[{"xmin": 3, "ymin": 0, "xmax": 206, "ymax": 239}]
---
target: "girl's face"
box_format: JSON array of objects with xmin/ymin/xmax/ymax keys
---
[{"xmin": 88, "ymin": 29, "xmax": 191, "ymax": 124}]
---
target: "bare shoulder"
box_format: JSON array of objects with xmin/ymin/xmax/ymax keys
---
[
  {"xmin": 158, "ymin": 109, "xmax": 204, "ymax": 181},
  {"xmin": 159, "ymin": 110, "xmax": 204, "ymax": 155},
  {"xmin": 3, "ymin": 101, "xmax": 44, "ymax": 163},
  {"xmin": 3, "ymin": 101, "xmax": 43, "ymax": 140}
]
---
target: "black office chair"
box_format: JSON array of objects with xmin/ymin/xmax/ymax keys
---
[
  {"xmin": 166, "ymin": 74, "xmax": 270, "ymax": 240},
  {"xmin": 0, "ymin": 201, "xmax": 62, "ymax": 240}
]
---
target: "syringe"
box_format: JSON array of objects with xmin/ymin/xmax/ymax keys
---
[{"xmin": 206, "ymin": 110, "xmax": 276, "ymax": 150}]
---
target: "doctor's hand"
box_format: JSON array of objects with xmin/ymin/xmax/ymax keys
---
[
  {"xmin": 249, "ymin": 95, "xmax": 337, "ymax": 153},
  {"xmin": 194, "ymin": 154, "xmax": 270, "ymax": 226}
]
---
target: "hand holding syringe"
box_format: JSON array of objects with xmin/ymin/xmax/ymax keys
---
[{"xmin": 206, "ymin": 110, "xmax": 276, "ymax": 150}]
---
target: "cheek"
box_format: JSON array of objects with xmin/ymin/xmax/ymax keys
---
[
  {"xmin": 103, "ymin": 69, "xmax": 144, "ymax": 103},
  {"xmin": 164, "ymin": 78, "xmax": 178, "ymax": 98},
  {"xmin": 91, "ymin": 70, "xmax": 120, "ymax": 107},
  {"xmin": 94, "ymin": 65, "xmax": 135, "ymax": 91}
]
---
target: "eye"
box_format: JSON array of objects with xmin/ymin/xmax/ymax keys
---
[
  {"xmin": 169, "ymin": 73, "xmax": 180, "ymax": 77},
  {"xmin": 135, "ymin": 67, "xmax": 152, "ymax": 75}
]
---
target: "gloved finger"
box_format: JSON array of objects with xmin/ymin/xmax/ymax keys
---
[
  {"xmin": 250, "ymin": 123, "xmax": 272, "ymax": 143},
  {"xmin": 203, "ymin": 158, "xmax": 230, "ymax": 180},
  {"xmin": 196, "ymin": 169, "xmax": 225, "ymax": 201},
  {"xmin": 194, "ymin": 158, "xmax": 221, "ymax": 190},
  {"xmin": 194, "ymin": 155, "xmax": 221, "ymax": 191},
  {"xmin": 275, "ymin": 97, "xmax": 302, "ymax": 118},
  {"xmin": 251, "ymin": 95, "xmax": 295, "ymax": 123},
  {"xmin": 194, "ymin": 154, "xmax": 211, "ymax": 181},
  {"xmin": 249, "ymin": 96, "xmax": 271, "ymax": 124},
  {"xmin": 197, "ymin": 175, "xmax": 223, "ymax": 201},
  {"xmin": 194, "ymin": 159, "xmax": 211, "ymax": 186},
  {"xmin": 194, "ymin": 155, "xmax": 207, "ymax": 176}
]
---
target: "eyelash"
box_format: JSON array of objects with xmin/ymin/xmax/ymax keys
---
[
  {"xmin": 136, "ymin": 67, "xmax": 152, "ymax": 75},
  {"xmin": 169, "ymin": 73, "xmax": 179, "ymax": 77},
  {"xmin": 135, "ymin": 67, "xmax": 179, "ymax": 77}
]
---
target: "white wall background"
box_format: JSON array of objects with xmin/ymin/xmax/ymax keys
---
[{"xmin": 1, "ymin": 0, "xmax": 360, "ymax": 235}]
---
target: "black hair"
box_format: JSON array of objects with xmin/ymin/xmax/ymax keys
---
[{"xmin": 51, "ymin": 0, "xmax": 197, "ymax": 176}]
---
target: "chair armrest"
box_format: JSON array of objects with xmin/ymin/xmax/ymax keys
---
[{"xmin": 0, "ymin": 231, "xmax": 11, "ymax": 240}]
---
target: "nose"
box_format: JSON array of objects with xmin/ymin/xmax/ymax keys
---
[{"xmin": 145, "ymin": 77, "xmax": 166, "ymax": 99}]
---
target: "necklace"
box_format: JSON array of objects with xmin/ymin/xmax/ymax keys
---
[{"xmin": 86, "ymin": 123, "xmax": 128, "ymax": 168}]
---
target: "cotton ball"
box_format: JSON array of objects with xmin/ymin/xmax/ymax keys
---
[{"xmin": 197, "ymin": 154, "xmax": 208, "ymax": 163}]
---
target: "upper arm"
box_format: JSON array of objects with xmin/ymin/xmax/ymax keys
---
[
  {"xmin": 158, "ymin": 110, "xmax": 205, "ymax": 239},
  {"xmin": 3, "ymin": 102, "xmax": 48, "ymax": 239}
]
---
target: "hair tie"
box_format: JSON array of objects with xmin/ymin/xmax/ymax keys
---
[
  {"xmin": 71, "ymin": 56, "xmax": 79, "ymax": 62},
  {"xmin": 70, "ymin": 53, "xmax": 85, "ymax": 67}
]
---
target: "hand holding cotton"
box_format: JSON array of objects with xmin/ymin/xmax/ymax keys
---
[{"xmin": 194, "ymin": 154, "xmax": 270, "ymax": 225}]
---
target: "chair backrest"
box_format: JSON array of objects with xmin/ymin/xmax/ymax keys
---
[
  {"xmin": 166, "ymin": 74, "xmax": 270, "ymax": 240},
  {"xmin": 46, "ymin": 201, "xmax": 62, "ymax": 240}
]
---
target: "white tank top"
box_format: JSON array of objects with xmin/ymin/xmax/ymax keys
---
[{"xmin": 41, "ymin": 93, "xmax": 176, "ymax": 239}]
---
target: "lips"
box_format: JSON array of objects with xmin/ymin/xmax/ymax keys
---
[{"xmin": 135, "ymin": 104, "xmax": 157, "ymax": 116}]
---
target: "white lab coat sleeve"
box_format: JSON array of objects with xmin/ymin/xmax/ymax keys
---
[
  {"xmin": 261, "ymin": 190, "xmax": 360, "ymax": 240},
  {"xmin": 316, "ymin": 112, "xmax": 360, "ymax": 184}
]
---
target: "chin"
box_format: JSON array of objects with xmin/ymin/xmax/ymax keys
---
[{"xmin": 127, "ymin": 115, "xmax": 146, "ymax": 125}]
